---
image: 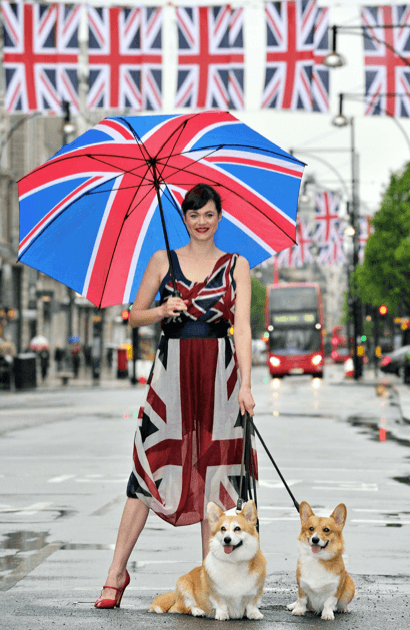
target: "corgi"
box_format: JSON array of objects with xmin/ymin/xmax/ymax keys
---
[
  {"xmin": 148, "ymin": 500, "xmax": 266, "ymax": 621},
  {"xmin": 287, "ymin": 501, "xmax": 355, "ymax": 621}
]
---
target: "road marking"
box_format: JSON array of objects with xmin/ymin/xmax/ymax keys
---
[
  {"xmin": 48, "ymin": 474, "xmax": 75, "ymax": 483},
  {"xmin": 351, "ymin": 519, "xmax": 410, "ymax": 525},
  {"xmin": 0, "ymin": 502, "xmax": 51, "ymax": 515},
  {"xmin": 259, "ymin": 480, "xmax": 300, "ymax": 488},
  {"xmin": 312, "ymin": 481, "xmax": 378, "ymax": 492},
  {"xmin": 0, "ymin": 541, "xmax": 64, "ymax": 591},
  {"xmin": 91, "ymin": 493, "xmax": 125, "ymax": 516}
]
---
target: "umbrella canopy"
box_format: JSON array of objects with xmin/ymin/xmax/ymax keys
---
[
  {"xmin": 29, "ymin": 335, "xmax": 49, "ymax": 350},
  {"xmin": 18, "ymin": 111, "xmax": 305, "ymax": 308}
]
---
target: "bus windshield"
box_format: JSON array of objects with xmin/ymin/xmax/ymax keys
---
[
  {"xmin": 270, "ymin": 328, "xmax": 321, "ymax": 355},
  {"xmin": 269, "ymin": 287, "xmax": 318, "ymax": 312}
]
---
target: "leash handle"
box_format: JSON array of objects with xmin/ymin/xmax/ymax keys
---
[{"xmin": 248, "ymin": 414, "xmax": 300, "ymax": 514}]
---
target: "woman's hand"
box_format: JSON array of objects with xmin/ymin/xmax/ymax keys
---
[
  {"xmin": 161, "ymin": 297, "xmax": 189, "ymax": 318},
  {"xmin": 238, "ymin": 385, "xmax": 255, "ymax": 417}
]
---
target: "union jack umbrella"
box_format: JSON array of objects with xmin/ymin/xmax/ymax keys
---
[{"xmin": 18, "ymin": 111, "xmax": 305, "ymax": 308}]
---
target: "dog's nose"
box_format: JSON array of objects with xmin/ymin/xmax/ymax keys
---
[
  {"xmin": 311, "ymin": 536, "xmax": 319, "ymax": 544},
  {"xmin": 223, "ymin": 536, "xmax": 232, "ymax": 544}
]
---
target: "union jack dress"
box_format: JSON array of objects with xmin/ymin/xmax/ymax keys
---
[{"xmin": 127, "ymin": 251, "xmax": 258, "ymax": 526}]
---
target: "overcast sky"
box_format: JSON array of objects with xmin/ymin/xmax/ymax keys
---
[{"xmin": 76, "ymin": 0, "xmax": 410, "ymax": 215}]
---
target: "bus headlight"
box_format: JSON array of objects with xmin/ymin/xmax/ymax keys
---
[
  {"xmin": 270, "ymin": 356, "xmax": 281, "ymax": 367},
  {"xmin": 311, "ymin": 354, "xmax": 322, "ymax": 366}
]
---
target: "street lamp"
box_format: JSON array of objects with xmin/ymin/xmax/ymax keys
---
[
  {"xmin": 331, "ymin": 94, "xmax": 363, "ymax": 380},
  {"xmin": 323, "ymin": 26, "xmax": 346, "ymax": 69}
]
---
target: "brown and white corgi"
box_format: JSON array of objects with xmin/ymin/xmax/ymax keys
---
[
  {"xmin": 287, "ymin": 501, "xmax": 355, "ymax": 621},
  {"xmin": 148, "ymin": 500, "xmax": 266, "ymax": 621}
]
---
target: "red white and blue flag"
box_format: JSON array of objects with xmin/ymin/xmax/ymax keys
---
[
  {"xmin": 314, "ymin": 191, "xmax": 340, "ymax": 244},
  {"xmin": 293, "ymin": 218, "xmax": 314, "ymax": 267},
  {"xmin": 358, "ymin": 215, "xmax": 372, "ymax": 262},
  {"xmin": 313, "ymin": 6, "xmax": 329, "ymax": 113},
  {"xmin": 175, "ymin": 5, "xmax": 244, "ymax": 110},
  {"xmin": 1, "ymin": 1, "xmax": 80, "ymax": 113},
  {"xmin": 18, "ymin": 112, "xmax": 304, "ymax": 308},
  {"xmin": 87, "ymin": 6, "xmax": 162, "ymax": 111},
  {"xmin": 261, "ymin": 0, "xmax": 317, "ymax": 110},
  {"xmin": 361, "ymin": 5, "xmax": 410, "ymax": 117},
  {"xmin": 314, "ymin": 192, "xmax": 345, "ymax": 266}
]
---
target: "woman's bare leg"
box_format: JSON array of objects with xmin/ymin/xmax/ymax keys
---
[
  {"xmin": 201, "ymin": 518, "xmax": 210, "ymax": 560},
  {"xmin": 98, "ymin": 498, "xmax": 149, "ymax": 601}
]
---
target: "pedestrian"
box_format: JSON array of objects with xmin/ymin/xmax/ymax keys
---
[
  {"xmin": 70, "ymin": 342, "xmax": 81, "ymax": 377},
  {"xmin": 39, "ymin": 348, "xmax": 50, "ymax": 381},
  {"xmin": 95, "ymin": 183, "xmax": 256, "ymax": 608},
  {"xmin": 54, "ymin": 345, "xmax": 65, "ymax": 372}
]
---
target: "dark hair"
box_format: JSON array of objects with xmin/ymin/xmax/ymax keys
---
[{"xmin": 181, "ymin": 184, "xmax": 222, "ymax": 216}]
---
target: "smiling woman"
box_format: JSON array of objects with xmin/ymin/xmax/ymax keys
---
[{"xmin": 95, "ymin": 182, "xmax": 258, "ymax": 610}]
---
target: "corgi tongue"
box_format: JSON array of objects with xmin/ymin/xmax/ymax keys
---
[
  {"xmin": 224, "ymin": 545, "xmax": 234, "ymax": 554},
  {"xmin": 311, "ymin": 545, "xmax": 322, "ymax": 554}
]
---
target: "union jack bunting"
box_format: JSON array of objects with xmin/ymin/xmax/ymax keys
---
[
  {"xmin": 316, "ymin": 228, "xmax": 345, "ymax": 266},
  {"xmin": 1, "ymin": 1, "xmax": 80, "ymax": 113},
  {"xmin": 313, "ymin": 6, "xmax": 329, "ymax": 112},
  {"xmin": 87, "ymin": 6, "xmax": 162, "ymax": 111},
  {"xmin": 358, "ymin": 215, "xmax": 372, "ymax": 262},
  {"xmin": 276, "ymin": 243, "xmax": 295, "ymax": 267},
  {"xmin": 361, "ymin": 5, "xmax": 410, "ymax": 117},
  {"xmin": 314, "ymin": 191, "xmax": 340, "ymax": 244},
  {"xmin": 293, "ymin": 218, "xmax": 314, "ymax": 267},
  {"xmin": 261, "ymin": 0, "xmax": 317, "ymax": 110},
  {"xmin": 175, "ymin": 5, "xmax": 244, "ymax": 109}
]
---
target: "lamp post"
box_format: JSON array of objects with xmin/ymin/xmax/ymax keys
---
[{"xmin": 332, "ymin": 94, "xmax": 363, "ymax": 380}]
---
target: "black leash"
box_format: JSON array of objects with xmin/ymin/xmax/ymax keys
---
[{"xmin": 236, "ymin": 411, "xmax": 300, "ymax": 515}]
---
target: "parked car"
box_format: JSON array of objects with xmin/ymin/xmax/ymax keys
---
[{"xmin": 379, "ymin": 345, "xmax": 410, "ymax": 376}]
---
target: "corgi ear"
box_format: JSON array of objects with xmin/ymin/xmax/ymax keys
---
[
  {"xmin": 299, "ymin": 501, "xmax": 314, "ymax": 523},
  {"xmin": 241, "ymin": 500, "xmax": 257, "ymax": 526},
  {"xmin": 207, "ymin": 502, "xmax": 224, "ymax": 527},
  {"xmin": 331, "ymin": 503, "xmax": 347, "ymax": 528}
]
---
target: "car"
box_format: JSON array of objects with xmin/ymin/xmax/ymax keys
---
[{"xmin": 379, "ymin": 345, "xmax": 410, "ymax": 376}]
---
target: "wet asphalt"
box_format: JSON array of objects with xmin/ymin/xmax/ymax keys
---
[{"xmin": 0, "ymin": 363, "xmax": 409, "ymax": 629}]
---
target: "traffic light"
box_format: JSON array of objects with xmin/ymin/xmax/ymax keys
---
[
  {"xmin": 378, "ymin": 305, "xmax": 388, "ymax": 316},
  {"xmin": 62, "ymin": 100, "xmax": 70, "ymax": 123},
  {"xmin": 121, "ymin": 308, "xmax": 130, "ymax": 325}
]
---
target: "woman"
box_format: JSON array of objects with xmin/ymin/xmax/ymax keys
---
[{"xmin": 95, "ymin": 183, "xmax": 256, "ymax": 608}]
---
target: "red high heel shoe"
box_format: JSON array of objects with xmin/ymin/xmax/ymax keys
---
[{"xmin": 94, "ymin": 570, "xmax": 130, "ymax": 609}]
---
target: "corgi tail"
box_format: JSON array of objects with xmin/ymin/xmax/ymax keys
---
[{"xmin": 148, "ymin": 591, "xmax": 176, "ymax": 613}]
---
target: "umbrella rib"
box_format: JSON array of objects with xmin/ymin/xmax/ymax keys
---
[{"xmin": 156, "ymin": 164, "xmax": 297, "ymax": 245}]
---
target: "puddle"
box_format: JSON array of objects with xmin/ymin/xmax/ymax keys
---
[{"xmin": 0, "ymin": 531, "xmax": 50, "ymax": 576}]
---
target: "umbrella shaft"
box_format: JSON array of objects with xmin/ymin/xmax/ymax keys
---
[{"xmin": 154, "ymin": 181, "xmax": 180, "ymax": 297}]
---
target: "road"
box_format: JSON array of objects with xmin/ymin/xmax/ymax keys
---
[{"xmin": 0, "ymin": 363, "xmax": 409, "ymax": 629}]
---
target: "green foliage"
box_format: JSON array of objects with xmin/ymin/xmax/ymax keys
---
[
  {"xmin": 353, "ymin": 162, "xmax": 410, "ymax": 316},
  {"xmin": 250, "ymin": 277, "xmax": 266, "ymax": 338}
]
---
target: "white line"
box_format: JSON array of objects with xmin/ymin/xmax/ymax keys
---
[
  {"xmin": 0, "ymin": 502, "xmax": 51, "ymax": 515},
  {"xmin": 48, "ymin": 474, "xmax": 76, "ymax": 483},
  {"xmin": 351, "ymin": 519, "xmax": 410, "ymax": 525}
]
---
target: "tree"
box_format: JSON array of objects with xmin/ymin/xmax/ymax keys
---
[
  {"xmin": 250, "ymin": 277, "xmax": 266, "ymax": 338},
  {"xmin": 353, "ymin": 162, "xmax": 410, "ymax": 316}
]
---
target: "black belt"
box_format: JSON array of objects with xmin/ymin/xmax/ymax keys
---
[{"xmin": 162, "ymin": 319, "xmax": 229, "ymax": 339}]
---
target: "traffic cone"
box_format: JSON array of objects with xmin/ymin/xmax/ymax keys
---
[{"xmin": 344, "ymin": 357, "xmax": 354, "ymax": 378}]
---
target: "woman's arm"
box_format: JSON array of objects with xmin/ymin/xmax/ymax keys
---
[
  {"xmin": 233, "ymin": 256, "xmax": 255, "ymax": 416},
  {"xmin": 129, "ymin": 251, "xmax": 187, "ymax": 328}
]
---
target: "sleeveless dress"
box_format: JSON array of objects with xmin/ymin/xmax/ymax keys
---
[{"xmin": 126, "ymin": 251, "xmax": 258, "ymax": 526}]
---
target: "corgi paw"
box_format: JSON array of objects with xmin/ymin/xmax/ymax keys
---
[
  {"xmin": 287, "ymin": 601, "xmax": 298, "ymax": 611},
  {"xmin": 321, "ymin": 610, "xmax": 335, "ymax": 621},
  {"xmin": 246, "ymin": 609, "xmax": 263, "ymax": 620},
  {"xmin": 338, "ymin": 606, "xmax": 349, "ymax": 614},
  {"xmin": 215, "ymin": 610, "xmax": 230, "ymax": 621},
  {"xmin": 191, "ymin": 607, "xmax": 205, "ymax": 617},
  {"xmin": 291, "ymin": 609, "xmax": 306, "ymax": 616},
  {"xmin": 150, "ymin": 605, "xmax": 164, "ymax": 614}
]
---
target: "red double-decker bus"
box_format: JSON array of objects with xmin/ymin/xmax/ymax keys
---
[{"xmin": 265, "ymin": 283, "xmax": 325, "ymax": 378}]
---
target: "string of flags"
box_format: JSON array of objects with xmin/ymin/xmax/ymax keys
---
[
  {"xmin": 273, "ymin": 193, "xmax": 372, "ymax": 269},
  {"xmin": 1, "ymin": 1, "xmax": 410, "ymax": 116}
]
